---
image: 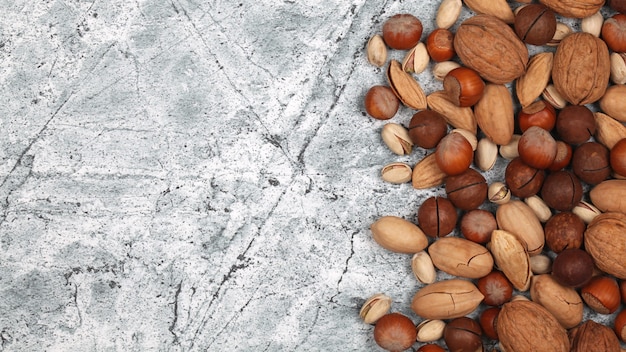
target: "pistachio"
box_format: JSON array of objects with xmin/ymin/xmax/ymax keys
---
[
  {"xmin": 572, "ymin": 201, "xmax": 602, "ymax": 224},
  {"xmin": 427, "ymin": 90, "xmax": 477, "ymax": 133},
  {"xmin": 524, "ymin": 195, "xmax": 552, "ymax": 223},
  {"xmin": 411, "ymin": 251, "xmax": 437, "ymax": 284},
  {"xmin": 432, "ymin": 61, "xmax": 461, "ymax": 81},
  {"xmin": 412, "ymin": 153, "xmax": 447, "ymax": 189},
  {"xmin": 516, "ymin": 52, "xmax": 553, "ymax": 108},
  {"xmin": 381, "ymin": 162, "xmax": 412, "ymax": 184},
  {"xmin": 371, "ymin": 216, "xmax": 428, "ymax": 253},
  {"xmin": 475, "ymin": 137, "xmax": 498, "ymax": 171},
  {"xmin": 402, "ymin": 42, "xmax": 429, "ymax": 74},
  {"xmin": 547, "ymin": 22, "xmax": 572, "ymax": 47},
  {"xmin": 511, "ymin": 295, "xmax": 531, "ymax": 302},
  {"xmin": 530, "ymin": 254, "xmax": 552, "ymax": 274},
  {"xmin": 367, "ymin": 34, "xmax": 387, "ymax": 67},
  {"xmin": 542, "ymin": 84, "xmax": 567, "ymax": 109},
  {"xmin": 386, "ymin": 59, "xmax": 427, "ymax": 110},
  {"xmin": 381, "ymin": 123, "xmax": 413, "ymax": 155},
  {"xmin": 594, "ymin": 112, "xmax": 626, "ymax": 149},
  {"xmin": 581, "ymin": 11, "xmax": 603, "ymax": 37},
  {"xmin": 450, "ymin": 128, "xmax": 477, "ymax": 151},
  {"xmin": 436, "ymin": 0, "xmax": 462, "ymax": 29},
  {"xmin": 416, "ymin": 319, "xmax": 446, "ymax": 342},
  {"xmin": 360, "ymin": 293, "xmax": 392, "ymax": 324},
  {"xmin": 490, "ymin": 229, "xmax": 533, "ymax": 291},
  {"xmin": 499, "ymin": 134, "xmax": 521, "ymax": 159},
  {"xmin": 488, "ymin": 182, "xmax": 511, "ymax": 205},
  {"xmin": 610, "ymin": 52, "xmax": 626, "ymax": 85}
]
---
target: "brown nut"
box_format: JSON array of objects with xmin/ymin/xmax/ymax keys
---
[
  {"xmin": 514, "ymin": 4, "xmax": 557, "ymax": 45},
  {"xmin": 552, "ymin": 248, "xmax": 595, "ymax": 288},
  {"xmin": 505, "ymin": 157, "xmax": 545, "ymax": 198},
  {"xmin": 477, "ymin": 270, "xmax": 514, "ymax": 306},
  {"xmin": 539, "ymin": 0, "xmax": 603, "ymax": 18},
  {"xmin": 572, "ymin": 142, "xmax": 611, "ymax": 185},
  {"xmin": 460, "ymin": 209, "xmax": 496, "ymax": 244},
  {"xmin": 435, "ymin": 132, "xmax": 473, "ymax": 176},
  {"xmin": 518, "ymin": 126, "xmax": 557, "ymax": 170},
  {"xmin": 445, "ymin": 168, "xmax": 487, "ymax": 210},
  {"xmin": 544, "ymin": 212, "xmax": 585, "ymax": 253},
  {"xmin": 581, "ymin": 276, "xmax": 621, "ymax": 314},
  {"xmin": 540, "ymin": 170, "xmax": 583, "ymax": 211},
  {"xmin": 443, "ymin": 317, "xmax": 482, "ymax": 352},
  {"xmin": 365, "ymin": 86, "xmax": 399, "ymax": 120},
  {"xmin": 556, "ymin": 105, "xmax": 596, "ymax": 145},
  {"xmin": 417, "ymin": 196, "xmax": 458, "ymax": 238},
  {"xmin": 374, "ymin": 312, "xmax": 417, "ymax": 352},
  {"xmin": 585, "ymin": 211, "xmax": 626, "ymax": 279},
  {"xmin": 570, "ymin": 320, "xmax": 621, "ymax": 352},
  {"xmin": 408, "ymin": 110, "xmax": 448, "ymax": 149}
]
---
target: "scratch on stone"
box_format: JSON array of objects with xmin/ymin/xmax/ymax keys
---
[{"xmin": 169, "ymin": 280, "xmax": 183, "ymax": 345}]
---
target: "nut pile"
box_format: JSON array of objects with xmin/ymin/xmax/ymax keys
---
[{"xmin": 360, "ymin": 0, "xmax": 626, "ymax": 351}]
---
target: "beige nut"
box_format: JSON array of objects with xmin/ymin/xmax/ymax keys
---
[
  {"xmin": 450, "ymin": 128, "xmax": 477, "ymax": 151},
  {"xmin": 475, "ymin": 84, "xmax": 515, "ymax": 145},
  {"xmin": 427, "ymin": 91, "xmax": 477, "ymax": 133},
  {"xmin": 429, "ymin": 237, "xmax": 494, "ymax": 279},
  {"xmin": 490, "ymin": 229, "xmax": 532, "ymax": 291},
  {"xmin": 387, "ymin": 59, "xmax": 427, "ymax": 110},
  {"xmin": 381, "ymin": 162, "xmax": 412, "ymax": 184},
  {"xmin": 599, "ymin": 84, "xmax": 626, "ymax": 122},
  {"xmin": 524, "ymin": 195, "xmax": 552, "ymax": 223},
  {"xmin": 594, "ymin": 112, "xmax": 626, "ymax": 149},
  {"xmin": 433, "ymin": 61, "xmax": 461, "ymax": 81},
  {"xmin": 370, "ymin": 216, "xmax": 428, "ymax": 253},
  {"xmin": 411, "ymin": 251, "xmax": 437, "ymax": 284},
  {"xmin": 542, "ymin": 84, "xmax": 567, "ymax": 109},
  {"xmin": 499, "ymin": 134, "xmax": 521, "ymax": 159},
  {"xmin": 367, "ymin": 34, "xmax": 387, "ymax": 67},
  {"xmin": 359, "ymin": 293, "xmax": 392, "ymax": 324},
  {"xmin": 548, "ymin": 22, "xmax": 572, "ymax": 47},
  {"xmin": 412, "ymin": 153, "xmax": 447, "ymax": 189},
  {"xmin": 516, "ymin": 52, "xmax": 553, "ymax": 108},
  {"xmin": 475, "ymin": 137, "xmax": 498, "ymax": 171},
  {"xmin": 402, "ymin": 42, "xmax": 429, "ymax": 74},
  {"xmin": 539, "ymin": 0, "xmax": 603, "ymax": 18},
  {"xmin": 610, "ymin": 52, "xmax": 626, "ymax": 85},
  {"xmin": 530, "ymin": 274, "xmax": 583, "ymax": 329},
  {"xmin": 572, "ymin": 201, "xmax": 602, "ymax": 224},
  {"xmin": 463, "ymin": 0, "xmax": 515, "ymax": 23},
  {"xmin": 436, "ymin": 0, "xmax": 462, "ymax": 29},
  {"xmin": 411, "ymin": 279, "xmax": 484, "ymax": 319},
  {"xmin": 581, "ymin": 11, "xmax": 603, "ymax": 37},
  {"xmin": 530, "ymin": 254, "xmax": 552, "ymax": 274},
  {"xmin": 489, "ymin": 182, "xmax": 511, "ymax": 205},
  {"xmin": 416, "ymin": 319, "xmax": 446, "ymax": 342},
  {"xmin": 496, "ymin": 200, "xmax": 545, "ymax": 256},
  {"xmin": 590, "ymin": 180, "xmax": 626, "ymax": 215},
  {"xmin": 585, "ymin": 212, "xmax": 626, "ymax": 279},
  {"xmin": 381, "ymin": 123, "xmax": 413, "ymax": 155}
]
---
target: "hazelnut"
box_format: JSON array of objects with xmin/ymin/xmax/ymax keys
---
[
  {"xmin": 544, "ymin": 212, "xmax": 585, "ymax": 253},
  {"xmin": 610, "ymin": 138, "xmax": 626, "ymax": 177},
  {"xmin": 514, "ymin": 4, "xmax": 557, "ymax": 46},
  {"xmin": 540, "ymin": 170, "xmax": 583, "ymax": 211},
  {"xmin": 445, "ymin": 168, "xmax": 487, "ymax": 210},
  {"xmin": 581, "ymin": 276, "xmax": 621, "ymax": 314},
  {"xmin": 426, "ymin": 28, "xmax": 455, "ymax": 62},
  {"xmin": 556, "ymin": 105, "xmax": 596, "ymax": 145},
  {"xmin": 552, "ymin": 248, "xmax": 595, "ymax": 288},
  {"xmin": 408, "ymin": 110, "xmax": 448, "ymax": 149},
  {"xmin": 518, "ymin": 126, "xmax": 557, "ymax": 169},
  {"xmin": 417, "ymin": 196, "xmax": 458, "ymax": 238},
  {"xmin": 572, "ymin": 142, "xmax": 611, "ymax": 185},
  {"xmin": 435, "ymin": 132, "xmax": 474, "ymax": 176},
  {"xmin": 517, "ymin": 100, "xmax": 556, "ymax": 132},
  {"xmin": 479, "ymin": 307, "xmax": 500, "ymax": 340},
  {"xmin": 365, "ymin": 86, "xmax": 400, "ymax": 120},
  {"xmin": 548, "ymin": 141, "xmax": 572, "ymax": 171},
  {"xmin": 621, "ymin": 280, "xmax": 626, "ymax": 303},
  {"xmin": 615, "ymin": 309, "xmax": 626, "ymax": 342},
  {"xmin": 417, "ymin": 344, "xmax": 445, "ymax": 352},
  {"xmin": 460, "ymin": 209, "xmax": 496, "ymax": 244},
  {"xmin": 505, "ymin": 157, "xmax": 545, "ymax": 198},
  {"xmin": 443, "ymin": 67, "xmax": 485, "ymax": 107},
  {"xmin": 382, "ymin": 14, "xmax": 423, "ymax": 50},
  {"xmin": 602, "ymin": 14, "xmax": 626, "ymax": 53},
  {"xmin": 373, "ymin": 313, "xmax": 417, "ymax": 351},
  {"xmin": 477, "ymin": 271, "xmax": 513, "ymax": 306},
  {"xmin": 443, "ymin": 317, "xmax": 482, "ymax": 352}
]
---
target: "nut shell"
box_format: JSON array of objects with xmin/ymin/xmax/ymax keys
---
[
  {"xmin": 569, "ymin": 320, "xmax": 621, "ymax": 352},
  {"xmin": 454, "ymin": 15, "xmax": 529, "ymax": 84},
  {"xmin": 585, "ymin": 212, "xmax": 626, "ymax": 279},
  {"xmin": 429, "ymin": 237, "xmax": 494, "ymax": 279},
  {"xmin": 530, "ymin": 274, "xmax": 583, "ymax": 329},
  {"xmin": 539, "ymin": 0, "xmax": 604, "ymax": 18},
  {"xmin": 371, "ymin": 216, "xmax": 429, "ymax": 253},
  {"xmin": 411, "ymin": 279, "xmax": 484, "ymax": 320},
  {"xmin": 552, "ymin": 32, "xmax": 610, "ymax": 105}
]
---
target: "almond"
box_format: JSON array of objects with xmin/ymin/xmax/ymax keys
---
[
  {"xmin": 490, "ymin": 229, "xmax": 532, "ymax": 291},
  {"xmin": 516, "ymin": 52, "xmax": 553, "ymax": 108},
  {"xmin": 386, "ymin": 59, "xmax": 427, "ymax": 110},
  {"xmin": 412, "ymin": 153, "xmax": 447, "ymax": 189},
  {"xmin": 474, "ymin": 84, "xmax": 514, "ymax": 145},
  {"xmin": 427, "ymin": 91, "xmax": 477, "ymax": 133}
]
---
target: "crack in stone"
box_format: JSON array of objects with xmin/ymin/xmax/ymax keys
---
[{"xmin": 169, "ymin": 281, "xmax": 183, "ymax": 345}]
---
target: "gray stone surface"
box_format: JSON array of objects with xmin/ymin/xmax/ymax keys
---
[{"xmin": 1, "ymin": 1, "xmax": 623, "ymax": 351}]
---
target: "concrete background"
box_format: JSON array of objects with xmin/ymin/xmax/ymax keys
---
[{"xmin": 0, "ymin": 0, "xmax": 623, "ymax": 351}]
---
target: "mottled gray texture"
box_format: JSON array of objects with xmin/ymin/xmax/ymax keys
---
[{"xmin": 0, "ymin": 1, "xmax": 623, "ymax": 351}]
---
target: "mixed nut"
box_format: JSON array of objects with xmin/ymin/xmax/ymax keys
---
[{"xmin": 360, "ymin": 0, "xmax": 626, "ymax": 351}]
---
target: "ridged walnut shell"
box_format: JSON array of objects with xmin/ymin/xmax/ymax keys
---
[
  {"xmin": 569, "ymin": 320, "xmax": 621, "ymax": 352},
  {"xmin": 498, "ymin": 300, "xmax": 570, "ymax": 352},
  {"xmin": 584, "ymin": 212, "xmax": 626, "ymax": 279},
  {"xmin": 454, "ymin": 15, "xmax": 528, "ymax": 84},
  {"xmin": 539, "ymin": 0, "xmax": 604, "ymax": 18},
  {"xmin": 552, "ymin": 32, "xmax": 610, "ymax": 105}
]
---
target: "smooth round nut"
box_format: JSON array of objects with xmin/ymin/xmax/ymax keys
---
[
  {"xmin": 382, "ymin": 14, "xmax": 423, "ymax": 50},
  {"xmin": 460, "ymin": 209, "xmax": 496, "ymax": 244},
  {"xmin": 572, "ymin": 142, "xmax": 611, "ymax": 185},
  {"xmin": 552, "ymin": 248, "xmax": 595, "ymax": 288},
  {"xmin": 373, "ymin": 313, "xmax": 417, "ymax": 352},
  {"xmin": 426, "ymin": 28, "xmax": 455, "ymax": 62},
  {"xmin": 445, "ymin": 168, "xmax": 487, "ymax": 210},
  {"xmin": 518, "ymin": 100, "xmax": 556, "ymax": 132},
  {"xmin": 479, "ymin": 307, "xmax": 500, "ymax": 340},
  {"xmin": 548, "ymin": 141, "xmax": 573, "ymax": 171},
  {"xmin": 408, "ymin": 110, "xmax": 448, "ymax": 149},
  {"xmin": 518, "ymin": 126, "xmax": 557, "ymax": 169},
  {"xmin": 443, "ymin": 67, "xmax": 485, "ymax": 107},
  {"xmin": 365, "ymin": 86, "xmax": 399, "ymax": 120},
  {"xmin": 615, "ymin": 309, "xmax": 626, "ymax": 342},
  {"xmin": 540, "ymin": 170, "xmax": 583, "ymax": 211},
  {"xmin": 477, "ymin": 271, "xmax": 514, "ymax": 306},
  {"xmin": 556, "ymin": 105, "xmax": 596, "ymax": 145},
  {"xmin": 417, "ymin": 344, "xmax": 446, "ymax": 352},
  {"xmin": 417, "ymin": 196, "xmax": 458, "ymax": 238},
  {"xmin": 602, "ymin": 14, "xmax": 626, "ymax": 53},
  {"xmin": 544, "ymin": 212, "xmax": 585, "ymax": 253},
  {"xmin": 514, "ymin": 4, "xmax": 557, "ymax": 45},
  {"xmin": 610, "ymin": 138, "xmax": 626, "ymax": 177},
  {"xmin": 581, "ymin": 276, "xmax": 621, "ymax": 314},
  {"xmin": 505, "ymin": 157, "xmax": 545, "ymax": 198},
  {"xmin": 443, "ymin": 317, "xmax": 482, "ymax": 352},
  {"xmin": 435, "ymin": 132, "xmax": 473, "ymax": 176}
]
